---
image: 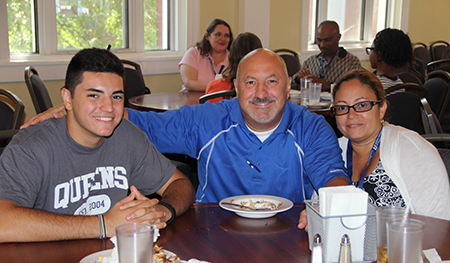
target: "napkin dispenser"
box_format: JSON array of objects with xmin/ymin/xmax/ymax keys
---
[{"xmin": 306, "ymin": 186, "xmax": 377, "ymax": 263}]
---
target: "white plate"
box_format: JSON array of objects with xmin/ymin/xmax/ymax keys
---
[
  {"xmin": 79, "ymin": 248, "xmax": 185, "ymax": 263},
  {"xmin": 219, "ymin": 195, "xmax": 293, "ymax": 219},
  {"xmin": 304, "ymin": 102, "xmax": 330, "ymax": 109},
  {"xmin": 320, "ymin": 92, "xmax": 332, "ymax": 100}
]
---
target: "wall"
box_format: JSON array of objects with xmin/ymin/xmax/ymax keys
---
[{"xmin": 1, "ymin": 0, "xmax": 447, "ymax": 122}]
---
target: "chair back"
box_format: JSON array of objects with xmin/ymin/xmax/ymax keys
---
[
  {"xmin": 422, "ymin": 134, "xmax": 450, "ymax": 176},
  {"xmin": 0, "ymin": 89, "xmax": 24, "ymax": 152},
  {"xmin": 427, "ymin": 59, "xmax": 450, "ymax": 74},
  {"xmin": 430, "ymin": 40, "xmax": 450, "ymax": 61},
  {"xmin": 24, "ymin": 66, "xmax": 53, "ymax": 114},
  {"xmin": 386, "ymin": 91, "xmax": 425, "ymax": 134},
  {"xmin": 274, "ymin": 49, "xmax": 301, "ymax": 77},
  {"xmin": 385, "ymin": 83, "xmax": 428, "ymax": 98},
  {"xmin": 424, "ymin": 77, "xmax": 450, "ymax": 122},
  {"xmin": 199, "ymin": 89, "xmax": 236, "ymax": 104},
  {"xmin": 413, "ymin": 42, "xmax": 431, "ymax": 74},
  {"xmin": 395, "ymin": 67, "xmax": 425, "ymax": 85},
  {"xmin": 121, "ymin": 60, "xmax": 150, "ymax": 107}
]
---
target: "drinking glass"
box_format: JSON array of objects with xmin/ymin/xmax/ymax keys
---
[{"xmin": 116, "ymin": 223, "xmax": 155, "ymax": 263}]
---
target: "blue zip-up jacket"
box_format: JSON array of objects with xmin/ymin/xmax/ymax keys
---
[{"xmin": 128, "ymin": 98, "xmax": 348, "ymax": 203}]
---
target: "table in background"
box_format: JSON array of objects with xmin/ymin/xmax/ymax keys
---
[
  {"xmin": 128, "ymin": 92, "xmax": 204, "ymax": 112},
  {"xmin": 1, "ymin": 203, "xmax": 449, "ymax": 263}
]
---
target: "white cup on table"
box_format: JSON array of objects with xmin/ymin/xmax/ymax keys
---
[
  {"xmin": 308, "ymin": 82, "xmax": 322, "ymax": 104},
  {"xmin": 387, "ymin": 218, "xmax": 425, "ymax": 263},
  {"xmin": 116, "ymin": 223, "xmax": 155, "ymax": 263}
]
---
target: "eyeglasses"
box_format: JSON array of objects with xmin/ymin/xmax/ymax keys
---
[
  {"xmin": 331, "ymin": 100, "xmax": 382, "ymax": 116},
  {"xmin": 365, "ymin": 47, "xmax": 375, "ymax": 55},
  {"xmin": 212, "ymin": 32, "xmax": 230, "ymax": 39}
]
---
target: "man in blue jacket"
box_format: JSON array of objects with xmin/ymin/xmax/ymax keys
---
[{"xmin": 24, "ymin": 48, "xmax": 349, "ymax": 204}]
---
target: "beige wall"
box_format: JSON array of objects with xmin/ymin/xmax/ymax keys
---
[
  {"xmin": 1, "ymin": 0, "xmax": 448, "ymax": 122},
  {"xmin": 408, "ymin": 0, "xmax": 450, "ymax": 44}
]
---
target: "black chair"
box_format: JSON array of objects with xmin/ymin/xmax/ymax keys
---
[
  {"xmin": 199, "ymin": 89, "xmax": 236, "ymax": 104},
  {"xmin": 24, "ymin": 66, "xmax": 53, "ymax": 114},
  {"xmin": 427, "ymin": 59, "xmax": 450, "ymax": 74},
  {"xmin": 121, "ymin": 60, "xmax": 150, "ymax": 107},
  {"xmin": 274, "ymin": 49, "xmax": 301, "ymax": 77},
  {"xmin": 413, "ymin": 42, "xmax": 431, "ymax": 75},
  {"xmin": 428, "ymin": 71, "xmax": 450, "ymax": 131},
  {"xmin": 424, "ymin": 77, "xmax": 450, "ymax": 122},
  {"xmin": 395, "ymin": 66, "xmax": 425, "ymax": 86},
  {"xmin": 427, "ymin": 70, "xmax": 450, "ymax": 84},
  {"xmin": 430, "ymin": 40, "xmax": 450, "ymax": 61},
  {"xmin": 0, "ymin": 89, "xmax": 24, "ymax": 154},
  {"xmin": 422, "ymin": 134, "xmax": 450, "ymax": 176},
  {"xmin": 386, "ymin": 91, "xmax": 434, "ymax": 134},
  {"xmin": 385, "ymin": 83, "xmax": 428, "ymax": 98}
]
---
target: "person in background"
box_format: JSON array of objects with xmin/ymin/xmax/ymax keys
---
[
  {"xmin": 367, "ymin": 28, "xmax": 413, "ymax": 90},
  {"xmin": 332, "ymin": 69, "xmax": 450, "ymax": 220},
  {"xmin": 179, "ymin": 18, "xmax": 233, "ymax": 92},
  {"xmin": 293, "ymin": 20, "xmax": 362, "ymax": 91},
  {"xmin": 22, "ymin": 49, "xmax": 350, "ymax": 206},
  {"xmin": 0, "ymin": 48, "xmax": 195, "ymax": 243},
  {"xmin": 204, "ymin": 32, "xmax": 263, "ymax": 103}
]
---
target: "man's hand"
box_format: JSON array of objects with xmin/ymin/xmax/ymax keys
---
[
  {"xmin": 304, "ymin": 76, "xmax": 331, "ymax": 91},
  {"xmin": 103, "ymin": 186, "xmax": 168, "ymax": 237},
  {"xmin": 21, "ymin": 105, "xmax": 66, "ymax": 129},
  {"xmin": 296, "ymin": 68, "xmax": 312, "ymax": 79},
  {"xmin": 298, "ymin": 209, "xmax": 308, "ymax": 231}
]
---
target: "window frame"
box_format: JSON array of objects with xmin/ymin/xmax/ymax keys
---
[
  {"xmin": 299, "ymin": 0, "xmax": 410, "ymax": 63},
  {"xmin": 0, "ymin": 0, "xmax": 200, "ymax": 82}
]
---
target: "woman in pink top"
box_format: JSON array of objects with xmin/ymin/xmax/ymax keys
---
[
  {"xmin": 205, "ymin": 32, "xmax": 263, "ymax": 103},
  {"xmin": 179, "ymin": 19, "xmax": 233, "ymax": 92}
]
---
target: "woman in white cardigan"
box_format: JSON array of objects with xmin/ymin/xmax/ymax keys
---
[{"xmin": 331, "ymin": 69, "xmax": 450, "ymax": 220}]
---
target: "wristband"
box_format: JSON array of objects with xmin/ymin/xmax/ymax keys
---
[
  {"xmin": 98, "ymin": 214, "xmax": 106, "ymax": 239},
  {"xmin": 159, "ymin": 201, "xmax": 176, "ymax": 224}
]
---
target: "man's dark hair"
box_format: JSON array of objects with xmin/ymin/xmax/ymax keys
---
[
  {"xmin": 373, "ymin": 28, "xmax": 413, "ymax": 68},
  {"xmin": 64, "ymin": 48, "xmax": 124, "ymax": 96},
  {"xmin": 318, "ymin": 20, "xmax": 340, "ymax": 34}
]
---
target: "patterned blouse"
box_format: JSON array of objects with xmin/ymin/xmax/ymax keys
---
[{"xmin": 352, "ymin": 159, "xmax": 406, "ymax": 207}]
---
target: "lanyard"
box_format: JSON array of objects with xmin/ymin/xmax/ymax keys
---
[
  {"xmin": 346, "ymin": 127, "xmax": 383, "ymax": 189},
  {"xmin": 319, "ymin": 50, "xmax": 339, "ymax": 79},
  {"xmin": 208, "ymin": 57, "xmax": 225, "ymax": 75}
]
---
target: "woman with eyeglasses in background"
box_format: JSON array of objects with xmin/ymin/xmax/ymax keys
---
[
  {"xmin": 179, "ymin": 18, "xmax": 234, "ymax": 92},
  {"xmin": 331, "ymin": 69, "xmax": 450, "ymax": 220},
  {"xmin": 366, "ymin": 28, "xmax": 413, "ymax": 90}
]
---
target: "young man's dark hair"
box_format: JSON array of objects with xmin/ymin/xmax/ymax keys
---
[{"xmin": 64, "ymin": 48, "xmax": 124, "ymax": 95}]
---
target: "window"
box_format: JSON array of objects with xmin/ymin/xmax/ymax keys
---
[
  {"xmin": 7, "ymin": 0, "xmax": 35, "ymax": 53},
  {"xmin": 302, "ymin": 0, "xmax": 410, "ymax": 59},
  {"xmin": 0, "ymin": 0, "xmax": 195, "ymax": 82},
  {"xmin": 7, "ymin": 0, "xmax": 169, "ymax": 53}
]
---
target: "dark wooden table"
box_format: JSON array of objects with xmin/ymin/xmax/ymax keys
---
[
  {"xmin": 1, "ymin": 203, "xmax": 449, "ymax": 263},
  {"xmin": 128, "ymin": 92, "xmax": 205, "ymax": 112}
]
